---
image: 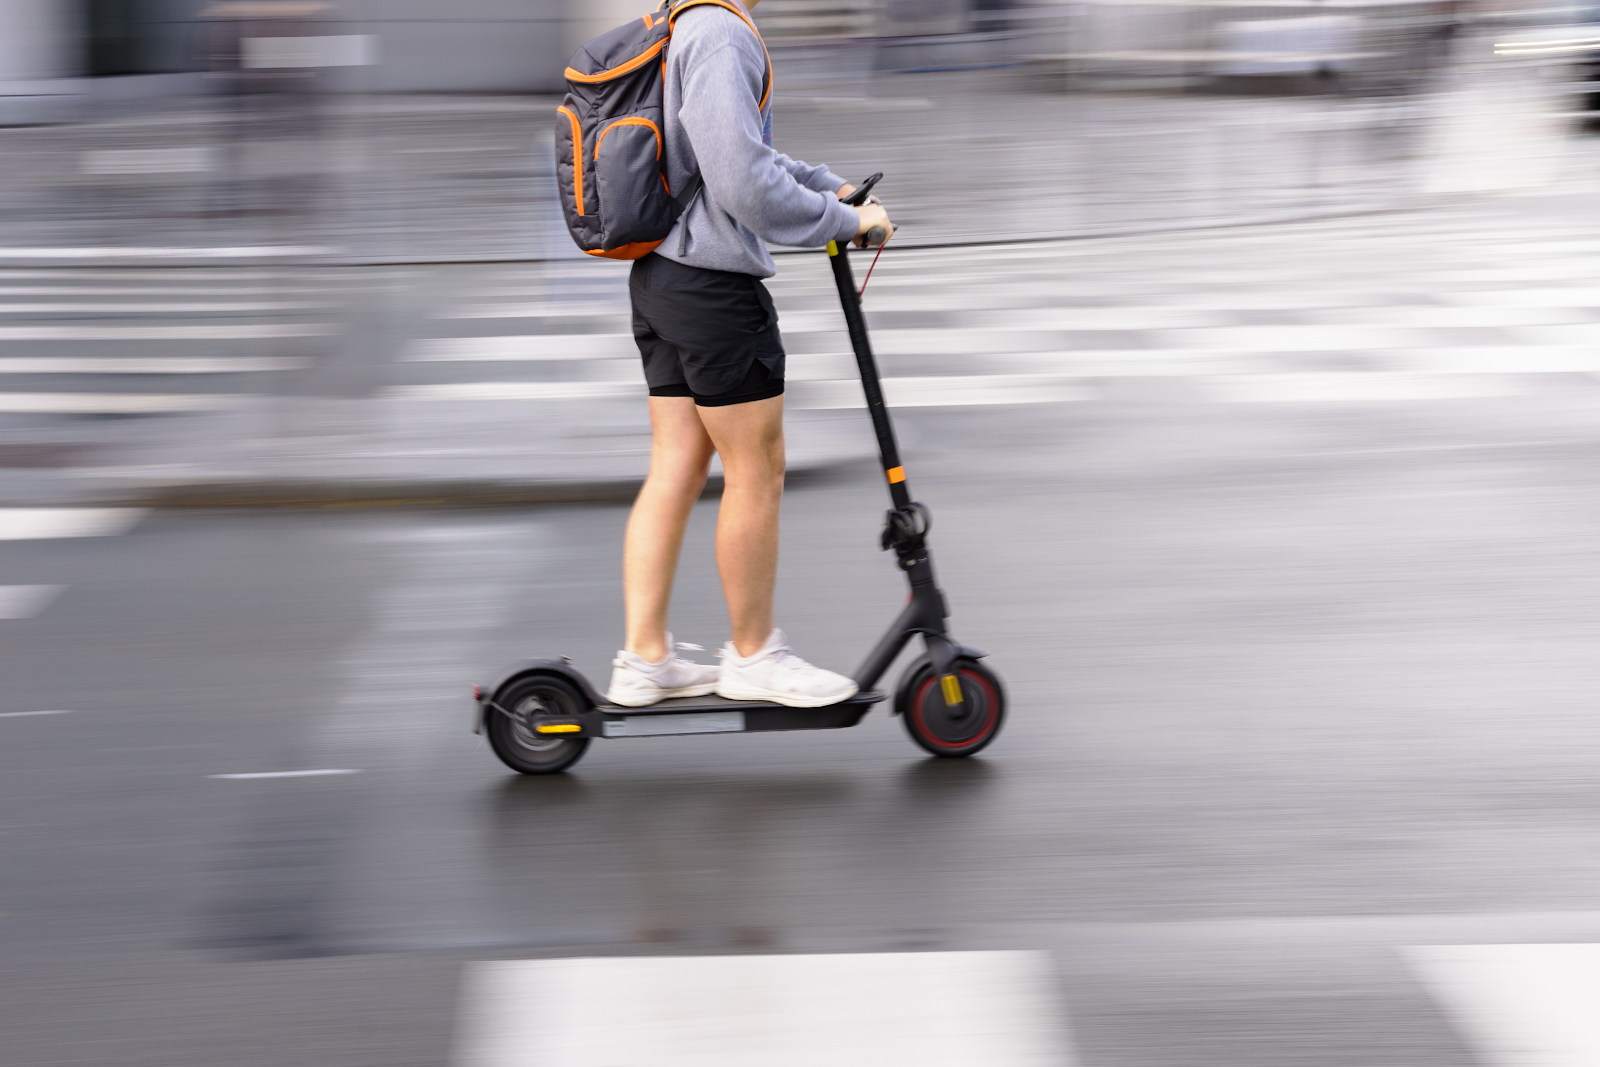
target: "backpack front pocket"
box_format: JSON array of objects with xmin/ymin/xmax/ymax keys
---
[{"xmin": 593, "ymin": 116, "xmax": 675, "ymax": 251}]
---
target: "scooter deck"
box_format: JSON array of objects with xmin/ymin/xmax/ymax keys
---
[{"xmin": 585, "ymin": 690, "xmax": 886, "ymax": 739}]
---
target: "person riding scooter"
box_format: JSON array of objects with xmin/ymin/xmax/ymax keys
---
[{"xmin": 605, "ymin": 0, "xmax": 894, "ymax": 709}]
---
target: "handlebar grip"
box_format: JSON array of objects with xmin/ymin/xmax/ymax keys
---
[{"xmin": 865, "ymin": 226, "xmax": 887, "ymax": 246}]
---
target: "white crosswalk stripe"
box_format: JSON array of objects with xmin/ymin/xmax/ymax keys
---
[
  {"xmin": 0, "ymin": 509, "xmax": 148, "ymax": 539},
  {"xmin": 452, "ymin": 951, "xmax": 1075, "ymax": 1067},
  {"xmin": 415, "ymin": 205, "xmax": 1600, "ymax": 408},
  {"xmin": 0, "ymin": 511, "xmax": 149, "ymax": 625},
  {"xmin": 0, "ymin": 302, "xmax": 328, "ymax": 314},
  {"xmin": 0, "ymin": 393, "xmax": 244, "ymax": 413},
  {"xmin": 404, "ymin": 335, "xmax": 635, "ymax": 361},
  {"xmin": 0, "ymin": 585, "xmax": 63, "ymax": 619},
  {"xmin": 0, "ymin": 357, "xmax": 306, "ymax": 374},
  {"xmin": 0, "ymin": 272, "xmax": 339, "ymax": 415},
  {"xmin": 1407, "ymin": 944, "xmax": 1600, "ymax": 1067},
  {"xmin": 0, "ymin": 324, "xmax": 333, "ymax": 340}
]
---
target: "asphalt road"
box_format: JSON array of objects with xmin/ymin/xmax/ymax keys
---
[{"xmin": 7, "ymin": 370, "xmax": 1600, "ymax": 1063}]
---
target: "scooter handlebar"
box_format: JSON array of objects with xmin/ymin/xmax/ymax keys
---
[
  {"xmin": 844, "ymin": 174, "xmax": 890, "ymax": 247},
  {"xmin": 842, "ymin": 172, "xmax": 882, "ymax": 206}
]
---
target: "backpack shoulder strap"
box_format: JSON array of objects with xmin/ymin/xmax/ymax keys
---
[{"xmin": 665, "ymin": 0, "xmax": 773, "ymax": 111}]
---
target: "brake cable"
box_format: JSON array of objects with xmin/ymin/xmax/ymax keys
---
[{"xmin": 858, "ymin": 227, "xmax": 892, "ymax": 298}]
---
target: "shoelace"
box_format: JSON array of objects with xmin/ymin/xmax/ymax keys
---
[
  {"xmin": 770, "ymin": 644, "xmax": 819, "ymax": 676},
  {"xmin": 615, "ymin": 642, "xmax": 707, "ymax": 670},
  {"xmin": 719, "ymin": 641, "xmax": 816, "ymax": 676}
]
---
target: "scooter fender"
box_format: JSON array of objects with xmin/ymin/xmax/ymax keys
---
[
  {"xmin": 472, "ymin": 657, "xmax": 604, "ymax": 734},
  {"xmin": 890, "ymin": 645, "xmax": 988, "ymax": 717}
]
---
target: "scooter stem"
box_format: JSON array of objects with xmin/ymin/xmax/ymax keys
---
[
  {"xmin": 826, "ymin": 239, "xmax": 910, "ymax": 510},
  {"xmin": 828, "ymin": 238, "xmax": 961, "ymax": 698}
]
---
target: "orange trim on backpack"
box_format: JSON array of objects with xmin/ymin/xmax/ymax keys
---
[
  {"xmin": 556, "ymin": 104, "xmax": 584, "ymax": 215},
  {"xmin": 564, "ymin": 38, "xmax": 667, "ymax": 83},
  {"xmin": 667, "ymin": 0, "xmax": 773, "ymax": 110},
  {"xmin": 585, "ymin": 239, "xmax": 665, "ymax": 260},
  {"xmin": 886, "ymin": 466, "xmax": 906, "ymax": 484},
  {"xmin": 594, "ymin": 116, "xmax": 662, "ymax": 161},
  {"xmin": 642, "ymin": 13, "xmax": 653, "ymax": 28}
]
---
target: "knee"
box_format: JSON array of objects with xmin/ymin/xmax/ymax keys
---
[
  {"xmin": 721, "ymin": 452, "xmax": 784, "ymax": 500},
  {"xmin": 647, "ymin": 449, "xmax": 713, "ymax": 493}
]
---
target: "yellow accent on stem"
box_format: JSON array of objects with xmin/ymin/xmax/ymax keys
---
[
  {"xmin": 941, "ymin": 674, "xmax": 963, "ymax": 706},
  {"xmin": 535, "ymin": 723, "xmax": 582, "ymax": 734},
  {"xmin": 886, "ymin": 466, "xmax": 905, "ymax": 484},
  {"xmin": 827, "ymin": 240, "xmax": 839, "ymax": 257}
]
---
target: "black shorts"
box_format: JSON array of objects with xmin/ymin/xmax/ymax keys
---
[{"xmin": 629, "ymin": 252, "xmax": 785, "ymax": 407}]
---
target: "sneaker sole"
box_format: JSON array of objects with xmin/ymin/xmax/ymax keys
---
[
  {"xmin": 714, "ymin": 682, "xmax": 860, "ymax": 709},
  {"xmin": 605, "ymin": 682, "xmax": 718, "ymax": 708}
]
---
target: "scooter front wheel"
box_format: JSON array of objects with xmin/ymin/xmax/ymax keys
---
[
  {"xmin": 485, "ymin": 674, "xmax": 591, "ymax": 775},
  {"xmin": 899, "ymin": 658, "xmax": 1005, "ymax": 758}
]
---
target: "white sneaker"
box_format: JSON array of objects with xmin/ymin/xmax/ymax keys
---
[
  {"xmin": 716, "ymin": 629, "xmax": 860, "ymax": 708},
  {"xmin": 605, "ymin": 634, "xmax": 719, "ymax": 707}
]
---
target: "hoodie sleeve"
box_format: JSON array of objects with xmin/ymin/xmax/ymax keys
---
[
  {"xmin": 774, "ymin": 153, "xmax": 851, "ymax": 197},
  {"xmin": 677, "ymin": 40, "xmax": 860, "ymax": 248}
]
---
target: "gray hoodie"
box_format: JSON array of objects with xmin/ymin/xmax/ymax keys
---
[{"xmin": 658, "ymin": 4, "xmax": 861, "ymax": 278}]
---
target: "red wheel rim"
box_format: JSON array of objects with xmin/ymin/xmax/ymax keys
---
[{"xmin": 910, "ymin": 668, "xmax": 999, "ymax": 751}]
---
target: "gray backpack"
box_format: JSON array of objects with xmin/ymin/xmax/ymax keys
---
[{"xmin": 556, "ymin": 0, "xmax": 772, "ymax": 259}]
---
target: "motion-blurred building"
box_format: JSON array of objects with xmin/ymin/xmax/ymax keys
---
[{"xmin": 5, "ymin": 0, "xmax": 1053, "ymax": 120}]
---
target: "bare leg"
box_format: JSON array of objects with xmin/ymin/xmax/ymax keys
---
[
  {"xmin": 623, "ymin": 396, "xmax": 715, "ymax": 663},
  {"xmin": 698, "ymin": 394, "xmax": 785, "ymax": 658}
]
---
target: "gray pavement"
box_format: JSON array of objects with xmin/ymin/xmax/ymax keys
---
[{"xmin": 9, "ymin": 371, "xmax": 1600, "ymax": 1063}]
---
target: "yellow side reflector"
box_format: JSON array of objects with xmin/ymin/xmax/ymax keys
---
[
  {"xmin": 826, "ymin": 240, "xmax": 839, "ymax": 257},
  {"xmin": 940, "ymin": 674, "xmax": 963, "ymax": 706},
  {"xmin": 535, "ymin": 723, "xmax": 582, "ymax": 734},
  {"xmin": 886, "ymin": 466, "xmax": 906, "ymax": 484}
]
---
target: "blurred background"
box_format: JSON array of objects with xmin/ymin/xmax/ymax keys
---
[{"xmin": 4, "ymin": 1, "xmax": 1600, "ymax": 1065}]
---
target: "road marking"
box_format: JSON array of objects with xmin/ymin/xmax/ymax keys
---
[
  {"xmin": 81, "ymin": 146, "xmax": 216, "ymax": 174},
  {"xmin": 0, "ymin": 709, "xmax": 72, "ymax": 718},
  {"xmin": 0, "ymin": 270, "xmax": 365, "ymax": 282},
  {"xmin": 773, "ymin": 307, "xmax": 1228, "ymax": 333},
  {"xmin": 869, "ymin": 329, "xmax": 1072, "ymax": 357},
  {"xmin": 1406, "ymin": 944, "xmax": 1600, "ymax": 1067},
  {"xmin": 794, "ymin": 375, "xmax": 1095, "ymax": 409},
  {"xmin": 386, "ymin": 382, "xmax": 642, "ymax": 401},
  {"xmin": 0, "ymin": 586, "xmax": 63, "ymax": 619},
  {"xmin": 452, "ymin": 951, "xmax": 1075, "ymax": 1067},
  {"xmin": 1203, "ymin": 373, "xmax": 1528, "ymax": 402},
  {"xmin": 391, "ymin": 375, "xmax": 1092, "ymax": 407},
  {"xmin": 404, "ymin": 335, "xmax": 635, "ymax": 361},
  {"xmin": 0, "ymin": 302, "xmax": 327, "ymax": 314},
  {"xmin": 0, "ymin": 509, "xmax": 148, "ymax": 539},
  {"xmin": 0, "ymin": 286, "xmax": 333, "ymax": 296},
  {"xmin": 1439, "ymin": 288, "xmax": 1600, "ymax": 307},
  {"xmin": 1327, "ymin": 305, "xmax": 1596, "ymax": 328},
  {"xmin": 0, "ymin": 246, "xmax": 336, "ymax": 259},
  {"xmin": 435, "ymin": 303, "xmax": 628, "ymax": 320},
  {"xmin": 1159, "ymin": 325, "xmax": 1438, "ymax": 351},
  {"xmin": 0, "ymin": 324, "xmax": 335, "ymax": 340},
  {"xmin": 0, "ymin": 393, "xmax": 244, "ymax": 413},
  {"xmin": 208, "ymin": 769, "xmax": 362, "ymax": 779},
  {"xmin": 0, "ymin": 357, "xmax": 306, "ymax": 374}
]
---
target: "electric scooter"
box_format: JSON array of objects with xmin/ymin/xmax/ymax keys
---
[{"xmin": 472, "ymin": 175, "xmax": 1005, "ymax": 773}]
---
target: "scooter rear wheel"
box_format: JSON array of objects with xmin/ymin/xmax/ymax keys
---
[
  {"xmin": 485, "ymin": 674, "xmax": 591, "ymax": 775},
  {"xmin": 899, "ymin": 658, "xmax": 1005, "ymax": 758}
]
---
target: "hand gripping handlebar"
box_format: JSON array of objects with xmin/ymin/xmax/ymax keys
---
[{"xmin": 841, "ymin": 172, "xmax": 888, "ymax": 246}]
